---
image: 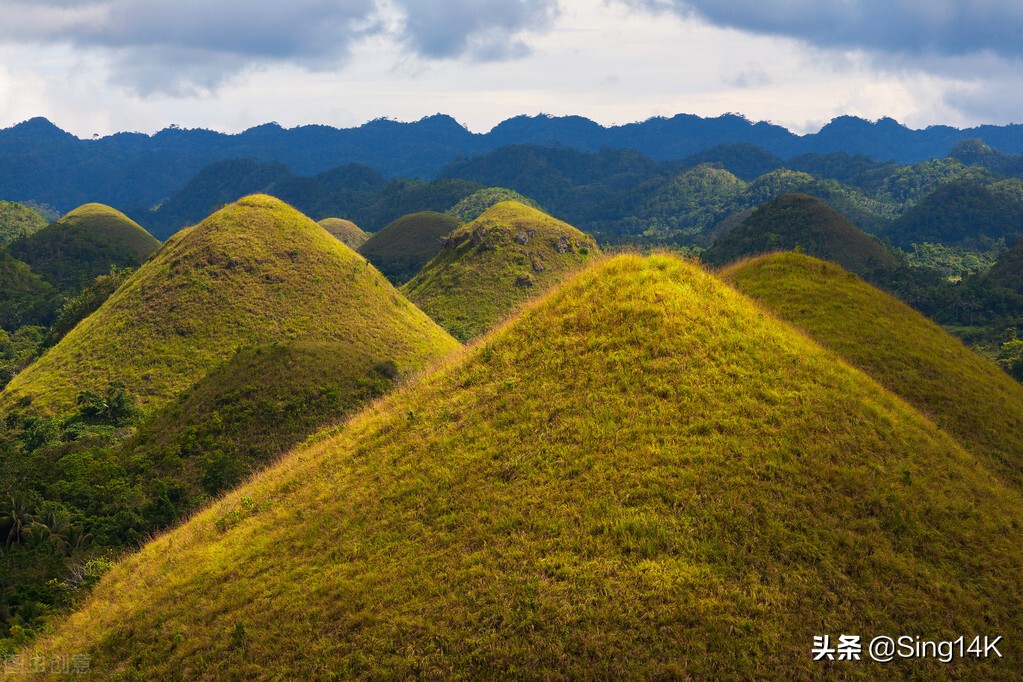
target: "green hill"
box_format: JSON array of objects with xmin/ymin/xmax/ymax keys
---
[
  {"xmin": 23, "ymin": 254, "xmax": 1023, "ymax": 679},
  {"xmin": 317, "ymin": 218, "xmax": 368, "ymax": 249},
  {"xmin": 9, "ymin": 203, "xmax": 160, "ymax": 289},
  {"xmin": 403, "ymin": 201, "xmax": 598, "ymax": 340},
  {"xmin": 357, "ymin": 211, "xmax": 460, "ymax": 284},
  {"xmin": 0, "ymin": 195, "xmax": 458, "ymax": 416},
  {"xmin": 883, "ymin": 179, "xmax": 1023, "ymax": 248},
  {"xmin": 0, "ymin": 201, "xmax": 48, "ymax": 245},
  {"xmin": 722, "ymin": 251, "xmax": 1023, "ymax": 489},
  {"xmin": 704, "ymin": 193, "xmax": 897, "ymax": 274},
  {"xmin": 447, "ymin": 187, "xmax": 542, "ymax": 222}
]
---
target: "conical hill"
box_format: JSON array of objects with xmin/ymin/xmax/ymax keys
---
[
  {"xmin": 9, "ymin": 203, "xmax": 160, "ymax": 289},
  {"xmin": 0, "ymin": 195, "xmax": 459, "ymax": 415},
  {"xmin": 704, "ymin": 193, "xmax": 897, "ymax": 274},
  {"xmin": 402, "ymin": 201, "xmax": 598, "ymax": 340},
  {"xmin": 357, "ymin": 211, "xmax": 460, "ymax": 284},
  {"xmin": 23, "ymin": 254, "xmax": 1023, "ymax": 679},
  {"xmin": 317, "ymin": 218, "xmax": 368, "ymax": 249}
]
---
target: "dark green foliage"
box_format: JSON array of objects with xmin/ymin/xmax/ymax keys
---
[
  {"xmin": 47, "ymin": 266, "xmax": 133, "ymax": 343},
  {"xmin": 349, "ymin": 178, "xmax": 481, "ymax": 231},
  {"xmin": 269, "ymin": 164, "xmax": 387, "ymax": 221},
  {"xmin": 75, "ymin": 382, "xmax": 139, "ymax": 427},
  {"xmin": 0, "ymin": 247, "xmax": 57, "ymax": 330},
  {"xmin": 0, "ymin": 326, "xmax": 45, "ymax": 388},
  {"xmin": 704, "ymin": 193, "xmax": 898, "ymax": 275},
  {"xmin": 358, "ymin": 211, "xmax": 461, "ymax": 283},
  {"xmin": 0, "ymin": 201, "xmax": 47, "ymax": 245},
  {"xmin": 144, "ymin": 159, "xmax": 293, "ymax": 240},
  {"xmin": 884, "ymin": 180, "xmax": 1023, "ymax": 248},
  {"xmin": 675, "ymin": 142, "xmax": 783, "ymax": 180}
]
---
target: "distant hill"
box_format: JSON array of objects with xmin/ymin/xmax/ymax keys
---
[
  {"xmin": 8, "ymin": 203, "xmax": 160, "ymax": 289},
  {"xmin": 723, "ymin": 252, "xmax": 1023, "ymax": 490},
  {"xmin": 704, "ymin": 193, "xmax": 897, "ymax": 274},
  {"xmin": 25, "ymin": 254, "xmax": 1023, "ymax": 678},
  {"xmin": 447, "ymin": 187, "xmax": 542, "ymax": 222},
  {"xmin": 0, "ymin": 200, "xmax": 47, "ymax": 245},
  {"xmin": 358, "ymin": 211, "xmax": 461, "ymax": 284},
  {"xmin": 403, "ymin": 201, "xmax": 599, "ymax": 340},
  {"xmin": 675, "ymin": 142, "xmax": 783, "ymax": 181},
  {"xmin": 884, "ymin": 179, "xmax": 1023, "ymax": 248},
  {"xmin": 0, "ymin": 195, "xmax": 458, "ymax": 415},
  {"xmin": 317, "ymin": 218, "xmax": 368, "ymax": 249}
]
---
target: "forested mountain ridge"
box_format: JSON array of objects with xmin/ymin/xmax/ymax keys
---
[{"xmin": 6, "ymin": 112, "xmax": 1023, "ymax": 216}]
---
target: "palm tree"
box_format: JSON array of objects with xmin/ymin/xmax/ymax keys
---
[{"xmin": 0, "ymin": 494, "xmax": 36, "ymax": 546}]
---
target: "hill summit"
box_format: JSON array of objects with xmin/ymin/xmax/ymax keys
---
[
  {"xmin": 9, "ymin": 203, "xmax": 160, "ymax": 289},
  {"xmin": 0, "ymin": 195, "xmax": 458, "ymax": 415},
  {"xmin": 704, "ymin": 193, "xmax": 897, "ymax": 274},
  {"xmin": 317, "ymin": 217, "xmax": 368, "ymax": 249},
  {"xmin": 403, "ymin": 201, "xmax": 598, "ymax": 340},
  {"xmin": 23, "ymin": 254, "xmax": 1023, "ymax": 679}
]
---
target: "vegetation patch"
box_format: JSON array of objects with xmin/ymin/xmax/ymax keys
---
[{"xmin": 358, "ymin": 211, "xmax": 461, "ymax": 284}]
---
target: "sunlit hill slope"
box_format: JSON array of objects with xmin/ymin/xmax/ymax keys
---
[
  {"xmin": 21, "ymin": 254, "xmax": 1023, "ymax": 679},
  {"xmin": 722, "ymin": 251, "xmax": 1023, "ymax": 489},
  {"xmin": 0, "ymin": 195, "xmax": 459, "ymax": 415}
]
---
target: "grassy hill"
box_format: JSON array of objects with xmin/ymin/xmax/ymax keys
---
[
  {"xmin": 703, "ymin": 192, "xmax": 896, "ymax": 271},
  {"xmin": 357, "ymin": 211, "xmax": 460, "ymax": 284},
  {"xmin": 704, "ymin": 193, "xmax": 898, "ymax": 274},
  {"xmin": 8, "ymin": 203, "xmax": 160, "ymax": 289},
  {"xmin": 447, "ymin": 187, "xmax": 541, "ymax": 222},
  {"xmin": 317, "ymin": 218, "xmax": 368, "ymax": 249},
  {"xmin": 22, "ymin": 254, "xmax": 1023, "ymax": 679},
  {"xmin": 0, "ymin": 195, "xmax": 458, "ymax": 416},
  {"xmin": 722, "ymin": 251, "xmax": 1023, "ymax": 489},
  {"xmin": 0, "ymin": 201, "xmax": 47, "ymax": 245},
  {"xmin": 403, "ymin": 201, "xmax": 598, "ymax": 340}
]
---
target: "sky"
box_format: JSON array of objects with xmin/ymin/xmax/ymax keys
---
[{"xmin": 0, "ymin": 0, "xmax": 1021, "ymax": 138}]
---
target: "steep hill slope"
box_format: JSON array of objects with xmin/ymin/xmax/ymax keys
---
[
  {"xmin": 403, "ymin": 201, "xmax": 598, "ymax": 340},
  {"xmin": 23, "ymin": 254, "xmax": 1023, "ymax": 679},
  {"xmin": 722, "ymin": 252, "xmax": 1023, "ymax": 489},
  {"xmin": 357, "ymin": 211, "xmax": 460, "ymax": 284},
  {"xmin": 0, "ymin": 195, "xmax": 458, "ymax": 415},
  {"xmin": 317, "ymin": 218, "xmax": 368, "ymax": 249},
  {"xmin": 704, "ymin": 193, "xmax": 897, "ymax": 274},
  {"xmin": 8, "ymin": 203, "xmax": 160, "ymax": 289}
]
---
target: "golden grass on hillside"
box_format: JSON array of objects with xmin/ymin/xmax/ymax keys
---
[
  {"xmin": 722, "ymin": 251, "xmax": 1023, "ymax": 489},
  {"xmin": 20, "ymin": 254, "xmax": 1023, "ymax": 680},
  {"xmin": 317, "ymin": 218, "xmax": 368, "ymax": 249},
  {"xmin": 0, "ymin": 195, "xmax": 459, "ymax": 415},
  {"xmin": 402, "ymin": 201, "xmax": 598, "ymax": 340}
]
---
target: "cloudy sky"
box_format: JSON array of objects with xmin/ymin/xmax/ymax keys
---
[{"xmin": 0, "ymin": 0, "xmax": 1021, "ymax": 138}]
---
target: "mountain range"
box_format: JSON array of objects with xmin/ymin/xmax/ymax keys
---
[{"xmin": 6, "ymin": 113, "xmax": 1023, "ymax": 216}]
